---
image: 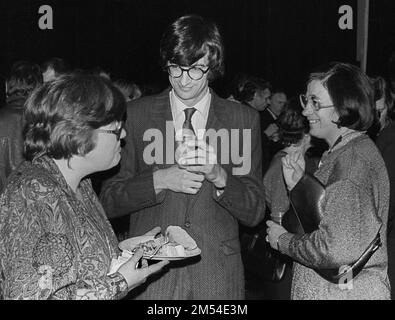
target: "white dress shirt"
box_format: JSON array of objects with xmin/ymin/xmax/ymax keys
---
[{"xmin": 169, "ymin": 89, "xmax": 211, "ymax": 141}]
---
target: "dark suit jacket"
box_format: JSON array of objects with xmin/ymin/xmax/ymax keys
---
[
  {"xmin": 259, "ymin": 108, "xmax": 282, "ymax": 174},
  {"xmin": 260, "ymin": 108, "xmax": 276, "ymax": 132},
  {"xmin": 100, "ymin": 89, "xmax": 266, "ymax": 299},
  {"xmin": 0, "ymin": 96, "xmax": 25, "ymax": 193}
]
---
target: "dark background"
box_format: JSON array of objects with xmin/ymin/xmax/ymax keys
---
[{"xmin": 0, "ymin": 0, "xmax": 394, "ymax": 98}]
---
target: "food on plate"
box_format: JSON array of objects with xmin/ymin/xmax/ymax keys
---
[
  {"xmin": 166, "ymin": 225, "xmax": 197, "ymax": 250},
  {"xmin": 131, "ymin": 235, "xmax": 165, "ymax": 255},
  {"xmin": 129, "ymin": 226, "xmax": 197, "ymax": 257},
  {"xmin": 159, "ymin": 243, "xmax": 186, "ymax": 257}
]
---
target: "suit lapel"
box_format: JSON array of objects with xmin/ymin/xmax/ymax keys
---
[
  {"xmin": 150, "ymin": 89, "xmax": 176, "ymax": 169},
  {"xmin": 151, "ymin": 89, "xmax": 173, "ymax": 134},
  {"xmin": 186, "ymin": 91, "xmax": 228, "ymax": 213},
  {"xmin": 205, "ymin": 91, "xmax": 227, "ymax": 133}
]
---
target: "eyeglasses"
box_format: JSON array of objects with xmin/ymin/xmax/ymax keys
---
[
  {"xmin": 97, "ymin": 123, "xmax": 124, "ymax": 141},
  {"xmin": 299, "ymin": 94, "xmax": 334, "ymax": 111},
  {"xmin": 166, "ymin": 64, "xmax": 210, "ymax": 80}
]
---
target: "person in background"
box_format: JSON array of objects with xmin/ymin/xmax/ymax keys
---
[
  {"xmin": 113, "ymin": 79, "xmax": 142, "ymax": 102},
  {"xmin": 233, "ymin": 75, "xmax": 272, "ymax": 112},
  {"xmin": 374, "ymin": 77, "xmax": 394, "ymax": 132},
  {"xmin": 264, "ymin": 98, "xmax": 314, "ymax": 226},
  {"xmin": 0, "ymin": 73, "xmax": 168, "ymax": 299},
  {"xmin": 374, "ymin": 77, "xmax": 395, "ymax": 299},
  {"xmin": 265, "ymin": 90, "xmax": 288, "ymax": 130},
  {"xmin": 41, "ymin": 57, "xmax": 70, "ymax": 83},
  {"xmin": 230, "ymin": 74, "xmax": 275, "ymax": 174},
  {"xmin": 259, "ymin": 89, "xmax": 288, "ymax": 172},
  {"xmin": 267, "ymin": 62, "xmax": 390, "ymax": 299},
  {"xmin": 0, "ymin": 61, "xmax": 42, "ymax": 193},
  {"xmin": 100, "ymin": 14, "xmax": 265, "ymax": 300},
  {"xmin": 226, "ymin": 72, "xmax": 249, "ymax": 103},
  {"xmin": 262, "ymin": 98, "xmax": 315, "ymax": 300}
]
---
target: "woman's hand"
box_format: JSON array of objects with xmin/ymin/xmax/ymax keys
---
[
  {"xmin": 117, "ymin": 249, "xmax": 169, "ymax": 291},
  {"xmin": 281, "ymin": 151, "xmax": 305, "ymax": 191},
  {"xmin": 118, "ymin": 226, "xmax": 169, "ymax": 291},
  {"xmin": 266, "ymin": 220, "xmax": 287, "ymax": 251}
]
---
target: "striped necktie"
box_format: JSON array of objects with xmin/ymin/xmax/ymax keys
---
[{"xmin": 182, "ymin": 107, "xmax": 197, "ymax": 137}]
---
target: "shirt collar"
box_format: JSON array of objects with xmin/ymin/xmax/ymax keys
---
[{"xmin": 170, "ymin": 88, "xmax": 210, "ymax": 116}]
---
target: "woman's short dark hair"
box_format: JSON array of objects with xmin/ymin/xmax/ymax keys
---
[
  {"xmin": 160, "ymin": 14, "xmax": 224, "ymax": 81},
  {"xmin": 277, "ymin": 97, "xmax": 310, "ymax": 147},
  {"xmin": 6, "ymin": 61, "xmax": 42, "ymax": 98},
  {"xmin": 23, "ymin": 73, "xmax": 126, "ymax": 161},
  {"xmin": 309, "ymin": 62, "xmax": 374, "ymax": 131}
]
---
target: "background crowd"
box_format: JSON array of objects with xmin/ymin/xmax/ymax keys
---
[{"xmin": 1, "ymin": 1, "xmax": 395, "ymax": 300}]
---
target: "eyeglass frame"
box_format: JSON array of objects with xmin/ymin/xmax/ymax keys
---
[
  {"xmin": 299, "ymin": 94, "xmax": 335, "ymax": 111},
  {"xmin": 96, "ymin": 123, "xmax": 124, "ymax": 141},
  {"xmin": 165, "ymin": 64, "xmax": 210, "ymax": 80}
]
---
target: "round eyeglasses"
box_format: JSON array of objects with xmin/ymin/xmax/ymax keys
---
[
  {"xmin": 299, "ymin": 94, "xmax": 334, "ymax": 112},
  {"xmin": 166, "ymin": 64, "xmax": 210, "ymax": 81}
]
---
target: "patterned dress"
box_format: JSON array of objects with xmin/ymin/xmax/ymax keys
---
[{"xmin": 0, "ymin": 156, "xmax": 128, "ymax": 299}]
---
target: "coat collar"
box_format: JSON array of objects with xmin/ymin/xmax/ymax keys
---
[{"xmin": 32, "ymin": 155, "xmax": 89, "ymax": 198}]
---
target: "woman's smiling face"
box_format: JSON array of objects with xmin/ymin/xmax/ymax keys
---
[{"xmin": 302, "ymin": 80, "xmax": 341, "ymax": 145}]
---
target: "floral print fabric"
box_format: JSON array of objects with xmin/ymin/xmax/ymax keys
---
[{"xmin": 0, "ymin": 156, "xmax": 128, "ymax": 299}]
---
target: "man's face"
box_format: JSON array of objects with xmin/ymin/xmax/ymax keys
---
[
  {"xmin": 168, "ymin": 55, "xmax": 210, "ymax": 107},
  {"xmin": 270, "ymin": 92, "xmax": 287, "ymax": 115},
  {"xmin": 252, "ymin": 88, "xmax": 271, "ymax": 111}
]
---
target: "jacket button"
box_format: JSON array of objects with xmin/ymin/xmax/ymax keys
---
[{"xmin": 184, "ymin": 221, "xmax": 191, "ymax": 228}]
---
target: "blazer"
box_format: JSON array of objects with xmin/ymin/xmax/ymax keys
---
[
  {"xmin": 0, "ymin": 96, "xmax": 25, "ymax": 193},
  {"xmin": 100, "ymin": 89, "xmax": 266, "ymax": 299}
]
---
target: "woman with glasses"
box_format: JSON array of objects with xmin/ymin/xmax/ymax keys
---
[
  {"xmin": 0, "ymin": 73, "xmax": 168, "ymax": 299},
  {"xmin": 266, "ymin": 62, "xmax": 390, "ymax": 299}
]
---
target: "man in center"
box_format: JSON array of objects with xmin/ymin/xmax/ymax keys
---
[{"xmin": 100, "ymin": 14, "xmax": 265, "ymax": 300}]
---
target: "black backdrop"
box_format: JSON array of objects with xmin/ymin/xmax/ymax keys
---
[{"xmin": 0, "ymin": 0, "xmax": 394, "ymax": 98}]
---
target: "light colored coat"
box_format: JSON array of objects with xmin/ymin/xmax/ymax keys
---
[{"xmin": 279, "ymin": 134, "xmax": 391, "ymax": 299}]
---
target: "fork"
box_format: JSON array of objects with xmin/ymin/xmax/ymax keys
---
[{"xmin": 147, "ymin": 237, "xmax": 169, "ymax": 259}]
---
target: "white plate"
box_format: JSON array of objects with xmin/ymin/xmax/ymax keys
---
[
  {"xmin": 148, "ymin": 247, "xmax": 201, "ymax": 261},
  {"xmin": 118, "ymin": 236, "xmax": 201, "ymax": 260},
  {"xmin": 118, "ymin": 235, "xmax": 156, "ymax": 251}
]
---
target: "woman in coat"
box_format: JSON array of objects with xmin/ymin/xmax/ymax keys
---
[{"xmin": 266, "ymin": 62, "xmax": 390, "ymax": 299}]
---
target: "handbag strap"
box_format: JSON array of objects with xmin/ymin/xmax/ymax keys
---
[
  {"xmin": 315, "ymin": 230, "xmax": 382, "ymax": 284},
  {"xmin": 288, "ymin": 172, "xmax": 383, "ymax": 283}
]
